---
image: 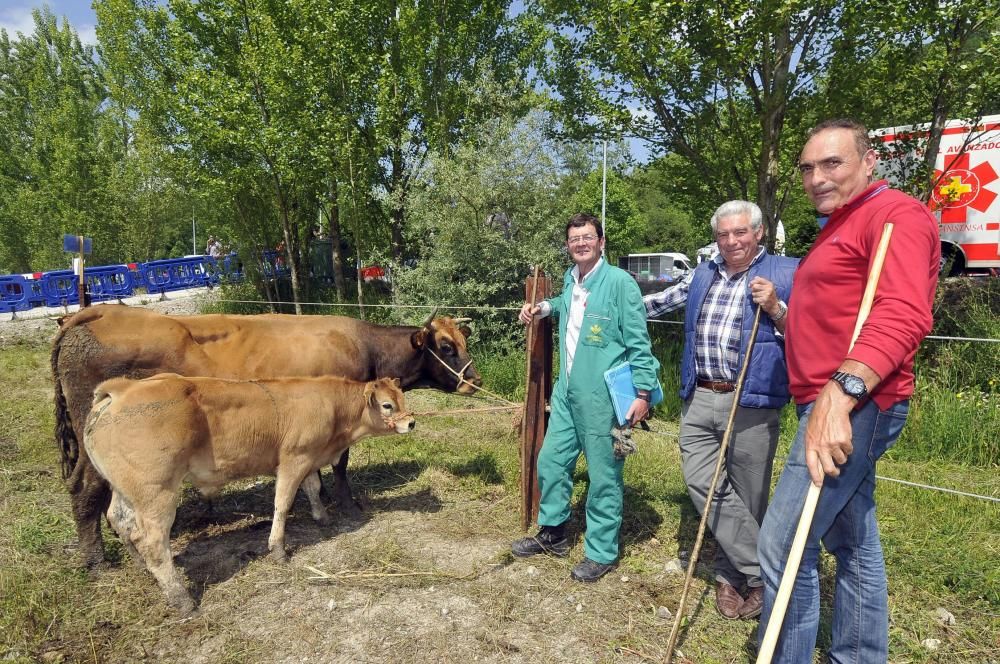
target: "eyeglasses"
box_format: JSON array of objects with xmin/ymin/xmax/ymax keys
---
[{"xmin": 567, "ymin": 234, "xmax": 599, "ymax": 245}]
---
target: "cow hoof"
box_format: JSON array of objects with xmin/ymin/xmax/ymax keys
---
[
  {"xmin": 81, "ymin": 550, "xmax": 110, "ymax": 571},
  {"xmin": 168, "ymin": 592, "xmax": 197, "ymax": 616},
  {"xmin": 314, "ymin": 512, "xmax": 333, "ymax": 527},
  {"xmin": 268, "ymin": 548, "xmax": 288, "ymax": 563},
  {"xmin": 333, "ymin": 495, "xmax": 364, "ymax": 518}
]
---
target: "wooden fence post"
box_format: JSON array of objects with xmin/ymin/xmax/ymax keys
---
[{"xmin": 520, "ymin": 269, "xmax": 552, "ymax": 531}]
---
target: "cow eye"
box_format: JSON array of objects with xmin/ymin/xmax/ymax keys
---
[
  {"xmin": 440, "ymin": 343, "xmax": 454, "ymax": 355},
  {"xmin": 381, "ymin": 402, "xmax": 393, "ymax": 412}
]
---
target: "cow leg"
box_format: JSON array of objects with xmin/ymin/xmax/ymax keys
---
[
  {"xmin": 132, "ymin": 497, "xmax": 195, "ymax": 615},
  {"xmin": 107, "ymin": 491, "xmax": 143, "ymax": 568},
  {"xmin": 330, "ymin": 449, "xmax": 363, "ymax": 514},
  {"xmin": 67, "ymin": 451, "xmax": 112, "ymax": 569},
  {"xmin": 268, "ymin": 468, "xmax": 309, "ymax": 562},
  {"xmin": 299, "ymin": 472, "xmax": 332, "ymax": 526}
]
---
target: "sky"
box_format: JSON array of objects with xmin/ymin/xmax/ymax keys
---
[{"xmin": 0, "ymin": 1, "xmax": 97, "ymax": 45}]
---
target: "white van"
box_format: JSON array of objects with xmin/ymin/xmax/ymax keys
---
[{"xmin": 617, "ymin": 252, "xmax": 693, "ymax": 293}]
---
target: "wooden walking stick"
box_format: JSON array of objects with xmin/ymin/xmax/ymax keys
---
[
  {"xmin": 663, "ymin": 305, "xmax": 763, "ymax": 664},
  {"xmin": 756, "ymin": 223, "xmax": 895, "ymax": 664}
]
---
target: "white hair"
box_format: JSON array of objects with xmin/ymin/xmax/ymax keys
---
[{"xmin": 710, "ymin": 200, "xmax": 763, "ymax": 232}]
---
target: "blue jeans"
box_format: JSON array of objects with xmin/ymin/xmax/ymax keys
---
[{"xmin": 757, "ymin": 399, "xmax": 909, "ymax": 663}]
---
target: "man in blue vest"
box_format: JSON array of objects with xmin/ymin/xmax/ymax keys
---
[{"xmin": 644, "ymin": 200, "xmax": 797, "ymax": 620}]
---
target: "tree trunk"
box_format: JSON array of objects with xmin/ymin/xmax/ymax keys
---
[
  {"xmin": 327, "ymin": 178, "xmax": 346, "ymax": 301},
  {"xmin": 274, "ymin": 180, "xmax": 303, "ymax": 315}
]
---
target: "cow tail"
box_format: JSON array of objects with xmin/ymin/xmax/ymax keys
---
[{"xmin": 51, "ymin": 327, "xmax": 77, "ymax": 480}]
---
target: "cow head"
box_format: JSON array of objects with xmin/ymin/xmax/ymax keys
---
[
  {"xmin": 363, "ymin": 378, "xmax": 415, "ymax": 434},
  {"xmin": 410, "ymin": 310, "xmax": 482, "ymax": 395}
]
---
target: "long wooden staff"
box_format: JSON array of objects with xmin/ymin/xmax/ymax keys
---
[
  {"xmin": 756, "ymin": 222, "xmax": 895, "ymax": 664},
  {"xmin": 663, "ymin": 305, "xmax": 763, "ymax": 664}
]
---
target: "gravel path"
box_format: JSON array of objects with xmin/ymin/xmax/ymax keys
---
[{"xmin": 0, "ymin": 288, "xmax": 216, "ymax": 348}]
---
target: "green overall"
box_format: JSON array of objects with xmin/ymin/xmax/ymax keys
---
[{"xmin": 536, "ymin": 261, "xmax": 659, "ymax": 564}]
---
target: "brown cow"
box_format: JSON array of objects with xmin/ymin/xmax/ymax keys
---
[
  {"xmin": 84, "ymin": 374, "xmax": 414, "ymax": 615},
  {"xmin": 52, "ymin": 304, "xmax": 480, "ymax": 567}
]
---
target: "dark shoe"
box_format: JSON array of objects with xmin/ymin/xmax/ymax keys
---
[
  {"xmin": 511, "ymin": 524, "xmax": 569, "ymax": 558},
  {"xmin": 739, "ymin": 586, "xmax": 763, "ymax": 620},
  {"xmin": 715, "ymin": 581, "xmax": 744, "ymax": 620},
  {"xmin": 570, "ymin": 557, "xmax": 616, "ymax": 582}
]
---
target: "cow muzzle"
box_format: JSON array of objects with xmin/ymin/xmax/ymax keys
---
[{"xmin": 383, "ymin": 412, "xmax": 416, "ymax": 434}]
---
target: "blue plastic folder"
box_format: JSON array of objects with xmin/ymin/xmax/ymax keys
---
[{"xmin": 604, "ymin": 363, "xmax": 664, "ymax": 426}]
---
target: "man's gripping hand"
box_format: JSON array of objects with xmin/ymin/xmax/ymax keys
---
[
  {"xmin": 804, "ymin": 360, "xmax": 880, "ymax": 486},
  {"xmin": 624, "ymin": 398, "xmax": 650, "ymax": 427},
  {"xmin": 519, "ymin": 302, "xmax": 540, "ymax": 325},
  {"xmin": 804, "ymin": 383, "xmax": 856, "ymax": 486}
]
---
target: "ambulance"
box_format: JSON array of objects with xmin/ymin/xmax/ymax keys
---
[{"xmin": 872, "ymin": 115, "xmax": 1000, "ymax": 276}]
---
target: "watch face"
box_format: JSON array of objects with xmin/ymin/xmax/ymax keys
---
[{"xmin": 835, "ymin": 372, "xmax": 866, "ymax": 398}]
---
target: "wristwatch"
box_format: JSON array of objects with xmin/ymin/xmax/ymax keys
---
[
  {"xmin": 831, "ymin": 371, "xmax": 868, "ymax": 401},
  {"xmin": 636, "ymin": 390, "xmax": 651, "ymax": 402},
  {"xmin": 770, "ymin": 300, "xmax": 788, "ymax": 322}
]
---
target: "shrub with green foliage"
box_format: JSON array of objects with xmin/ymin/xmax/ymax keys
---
[{"xmin": 892, "ymin": 278, "xmax": 1000, "ymax": 466}]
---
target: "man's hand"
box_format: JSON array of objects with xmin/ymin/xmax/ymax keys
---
[
  {"xmin": 749, "ymin": 276, "xmax": 787, "ymax": 332},
  {"xmin": 519, "ymin": 302, "xmax": 540, "ymax": 325},
  {"xmin": 803, "ymin": 382, "xmax": 857, "ymax": 486},
  {"xmin": 749, "ymin": 276, "xmax": 780, "ymax": 316},
  {"xmin": 624, "ymin": 398, "xmax": 650, "ymax": 427}
]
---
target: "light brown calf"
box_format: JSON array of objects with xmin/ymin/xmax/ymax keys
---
[{"xmin": 83, "ymin": 373, "xmax": 414, "ymax": 614}]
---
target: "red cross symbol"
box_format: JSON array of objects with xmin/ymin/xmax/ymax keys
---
[{"xmin": 931, "ymin": 152, "xmax": 998, "ymax": 223}]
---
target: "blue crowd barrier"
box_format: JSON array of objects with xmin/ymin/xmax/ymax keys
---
[
  {"xmin": 137, "ymin": 256, "xmax": 220, "ymax": 294},
  {"xmin": 0, "ymin": 275, "xmax": 32, "ymax": 313},
  {"xmin": 2, "ymin": 251, "xmax": 255, "ymax": 315},
  {"xmin": 24, "ymin": 276, "xmax": 46, "ymax": 308},
  {"xmin": 87, "ymin": 265, "xmax": 136, "ymax": 302},
  {"xmin": 40, "ymin": 270, "xmax": 81, "ymax": 307}
]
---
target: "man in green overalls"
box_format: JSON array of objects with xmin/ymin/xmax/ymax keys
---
[{"xmin": 512, "ymin": 213, "xmax": 660, "ymax": 582}]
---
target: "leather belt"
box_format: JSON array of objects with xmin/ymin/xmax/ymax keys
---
[{"xmin": 697, "ymin": 379, "xmax": 736, "ymax": 393}]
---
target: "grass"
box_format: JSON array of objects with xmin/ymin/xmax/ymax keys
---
[{"xmin": 1, "ymin": 325, "xmax": 998, "ymax": 662}]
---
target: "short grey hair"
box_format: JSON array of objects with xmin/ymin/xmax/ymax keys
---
[{"xmin": 710, "ymin": 200, "xmax": 763, "ymax": 232}]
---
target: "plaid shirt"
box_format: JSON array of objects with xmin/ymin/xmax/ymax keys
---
[{"xmin": 644, "ymin": 248, "xmax": 764, "ymax": 381}]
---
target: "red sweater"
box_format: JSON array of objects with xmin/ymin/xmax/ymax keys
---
[{"xmin": 787, "ymin": 181, "xmax": 940, "ymax": 410}]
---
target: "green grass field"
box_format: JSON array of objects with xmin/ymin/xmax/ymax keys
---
[{"xmin": 1, "ymin": 324, "xmax": 997, "ymax": 663}]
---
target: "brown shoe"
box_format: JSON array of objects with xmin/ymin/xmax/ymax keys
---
[
  {"xmin": 739, "ymin": 586, "xmax": 763, "ymax": 619},
  {"xmin": 715, "ymin": 581, "xmax": 744, "ymax": 620}
]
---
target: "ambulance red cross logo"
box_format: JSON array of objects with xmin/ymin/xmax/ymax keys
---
[{"xmin": 931, "ymin": 152, "xmax": 998, "ymax": 222}]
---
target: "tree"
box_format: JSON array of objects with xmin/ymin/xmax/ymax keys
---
[
  {"xmin": 826, "ymin": 1, "xmax": 1000, "ymax": 201},
  {"xmin": 538, "ymin": 0, "xmax": 841, "ymax": 248},
  {"xmin": 392, "ymin": 108, "xmax": 567, "ymax": 349},
  {"xmin": 0, "ymin": 8, "xmax": 109, "ymax": 272}
]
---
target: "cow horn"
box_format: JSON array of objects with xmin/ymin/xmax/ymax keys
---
[
  {"xmin": 421, "ymin": 307, "xmax": 439, "ymax": 329},
  {"xmin": 451, "ymin": 317, "xmax": 472, "ymax": 324}
]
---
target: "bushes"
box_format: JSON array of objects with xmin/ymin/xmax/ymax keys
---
[{"xmin": 892, "ymin": 278, "xmax": 1000, "ymax": 466}]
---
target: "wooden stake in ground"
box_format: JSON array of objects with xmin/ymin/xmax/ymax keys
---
[
  {"xmin": 520, "ymin": 267, "xmax": 551, "ymax": 531},
  {"xmin": 756, "ymin": 222, "xmax": 895, "ymax": 664},
  {"xmin": 663, "ymin": 306, "xmax": 762, "ymax": 664}
]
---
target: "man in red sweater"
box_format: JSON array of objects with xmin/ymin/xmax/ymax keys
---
[{"xmin": 757, "ymin": 119, "xmax": 939, "ymax": 662}]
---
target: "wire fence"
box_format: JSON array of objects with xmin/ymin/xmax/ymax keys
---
[
  {"xmin": 212, "ymin": 297, "xmax": 1000, "ymax": 344},
  {"xmin": 640, "ymin": 427, "xmax": 999, "ymax": 504}
]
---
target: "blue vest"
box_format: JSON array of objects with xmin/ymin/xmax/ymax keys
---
[{"xmin": 679, "ymin": 252, "xmax": 799, "ymax": 409}]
